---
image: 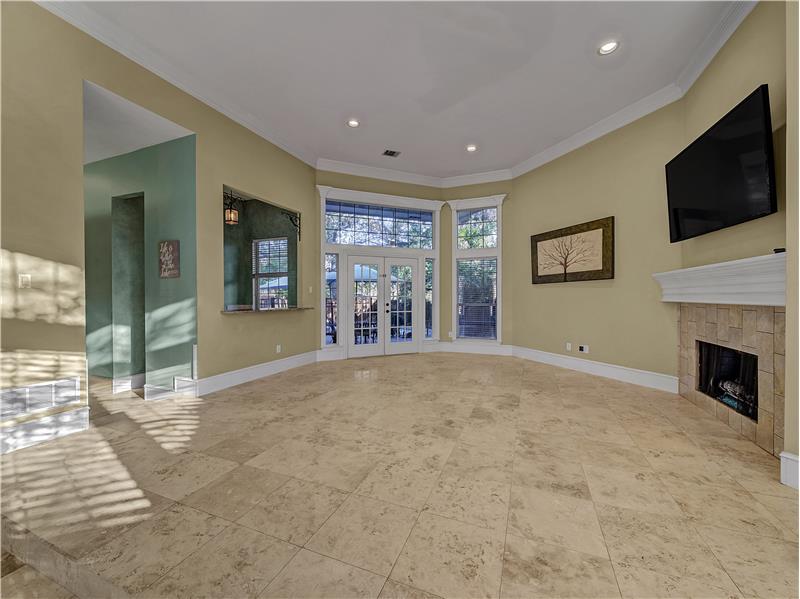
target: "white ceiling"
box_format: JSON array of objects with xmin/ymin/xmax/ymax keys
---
[
  {"xmin": 83, "ymin": 81, "xmax": 192, "ymax": 164},
  {"xmin": 56, "ymin": 2, "xmax": 755, "ymax": 184}
]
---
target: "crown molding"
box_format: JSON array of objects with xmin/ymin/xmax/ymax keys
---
[
  {"xmin": 316, "ymin": 158, "xmax": 513, "ymax": 189},
  {"xmin": 42, "ymin": 0, "xmax": 753, "ymax": 188},
  {"xmin": 315, "ymin": 158, "xmax": 443, "ymax": 188},
  {"xmin": 37, "ymin": 1, "xmax": 317, "ymax": 167},
  {"xmin": 439, "ymin": 169, "xmax": 514, "ymax": 189},
  {"xmin": 675, "ymin": 1, "xmax": 758, "ymax": 93}
]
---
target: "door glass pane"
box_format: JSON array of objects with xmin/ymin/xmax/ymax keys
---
[
  {"xmin": 353, "ymin": 263, "xmax": 379, "ymax": 345},
  {"xmin": 390, "ymin": 265, "xmax": 413, "ymax": 343},
  {"xmin": 425, "ymin": 258, "xmax": 434, "ymax": 338},
  {"xmin": 457, "ymin": 258, "xmax": 497, "ymax": 339},
  {"xmin": 325, "ymin": 254, "xmax": 338, "ymax": 345}
]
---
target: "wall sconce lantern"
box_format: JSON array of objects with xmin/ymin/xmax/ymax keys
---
[{"xmin": 223, "ymin": 190, "xmax": 241, "ymax": 225}]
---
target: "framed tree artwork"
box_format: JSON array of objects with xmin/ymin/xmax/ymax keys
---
[{"xmin": 531, "ymin": 216, "xmax": 614, "ymax": 284}]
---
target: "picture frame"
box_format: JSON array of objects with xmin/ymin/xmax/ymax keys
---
[
  {"xmin": 531, "ymin": 216, "xmax": 614, "ymax": 284},
  {"xmin": 159, "ymin": 240, "xmax": 181, "ymax": 278}
]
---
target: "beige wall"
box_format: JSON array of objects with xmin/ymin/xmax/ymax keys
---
[
  {"xmin": 509, "ymin": 103, "xmax": 684, "ymax": 374},
  {"xmin": 680, "ymin": 1, "xmax": 787, "ymax": 267},
  {"xmin": 1, "ymin": 2, "xmax": 319, "ymax": 391},
  {"xmin": 784, "ymin": 0, "xmax": 798, "ymax": 457}
]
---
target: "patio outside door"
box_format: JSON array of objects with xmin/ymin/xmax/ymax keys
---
[{"xmin": 347, "ymin": 256, "xmax": 419, "ymax": 357}]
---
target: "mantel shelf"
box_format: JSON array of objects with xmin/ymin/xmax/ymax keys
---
[
  {"xmin": 221, "ymin": 307, "xmax": 314, "ymax": 315},
  {"xmin": 652, "ymin": 253, "xmax": 786, "ymax": 306}
]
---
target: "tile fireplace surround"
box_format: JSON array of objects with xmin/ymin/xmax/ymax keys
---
[{"xmin": 679, "ymin": 303, "xmax": 785, "ymax": 456}]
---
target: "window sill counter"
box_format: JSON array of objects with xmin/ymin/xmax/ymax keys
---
[{"xmin": 221, "ymin": 307, "xmax": 314, "ymax": 315}]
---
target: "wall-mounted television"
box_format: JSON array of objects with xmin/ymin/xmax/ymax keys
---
[{"xmin": 665, "ymin": 84, "xmax": 777, "ymax": 243}]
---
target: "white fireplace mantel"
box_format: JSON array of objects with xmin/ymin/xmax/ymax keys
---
[{"xmin": 653, "ymin": 253, "xmax": 786, "ymax": 306}]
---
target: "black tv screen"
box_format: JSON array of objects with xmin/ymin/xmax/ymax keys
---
[{"xmin": 666, "ymin": 84, "xmax": 777, "ymax": 243}]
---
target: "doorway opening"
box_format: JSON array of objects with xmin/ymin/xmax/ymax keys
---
[{"xmin": 111, "ymin": 194, "xmax": 145, "ymax": 393}]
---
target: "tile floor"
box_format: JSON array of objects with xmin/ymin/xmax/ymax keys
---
[{"xmin": 1, "ymin": 354, "xmax": 797, "ymax": 598}]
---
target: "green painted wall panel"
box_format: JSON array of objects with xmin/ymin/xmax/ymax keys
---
[{"xmin": 84, "ymin": 135, "xmax": 197, "ymax": 389}]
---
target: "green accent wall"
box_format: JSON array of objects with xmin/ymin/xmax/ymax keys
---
[
  {"xmin": 111, "ymin": 194, "xmax": 145, "ymax": 379},
  {"xmin": 84, "ymin": 135, "xmax": 197, "ymax": 389},
  {"xmin": 223, "ymin": 198, "xmax": 298, "ymax": 308}
]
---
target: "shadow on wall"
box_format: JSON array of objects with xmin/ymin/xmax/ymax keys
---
[{"xmin": 1, "ymin": 249, "xmax": 87, "ymax": 395}]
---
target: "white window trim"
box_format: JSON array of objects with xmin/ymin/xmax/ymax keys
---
[
  {"xmin": 318, "ymin": 186, "xmax": 443, "ymax": 351},
  {"xmin": 447, "ymin": 194, "xmax": 506, "ymax": 345},
  {"xmin": 252, "ymin": 237, "xmax": 290, "ymax": 311}
]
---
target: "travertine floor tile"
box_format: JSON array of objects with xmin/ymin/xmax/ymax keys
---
[
  {"xmin": 261, "ymin": 549, "xmax": 385, "ymax": 598},
  {"xmin": 355, "ymin": 455, "xmax": 443, "ymax": 510},
  {"xmin": 501, "ymin": 534, "xmax": 620, "ymax": 598},
  {"xmin": 4, "ymin": 354, "xmax": 795, "ymax": 599},
  {"xmin": 136, "ymin": 450, "xmax": 239, "ymax": 501},
  {"xmin": 613, "ymin": 565, "xmax": 741, "ymax": 598},
  {"xmin": 441, "ymin": 443, "xmax": 513, "ymax": 483},
  {"xmin": 0, "ymin": 565, "xmax": 76, "ymax": 599},
  {"xmin": 379, "ymin": 579, "xmax": 442, "ymax": 599},
  {"xmin": 307, "ymin": 494, "xmax": 417, "ymax": 576},
  {"xmin": 662, "ymin": 479, "xmax": 787, "ymax": 539},
  {"xmin": 424, "ymin": 474, "xmax": 510, "ymax": 531},
  {"xmin": 181, "ymin": 465, "xmax": 288, "ymax": 520},
  {"xmin": 697, "ymin": 524, "xmax": 799, "ymax": 598},
  {"xmin": 147, "ymin": 524, "xmax": 297, "ymax": 598},
  {"xmin": 80, "ymin": 504, "xmax": 228, "ymax": 594},
  {"xmin": 508, "ymin": 486, "xmax": 607, "ymax": 558},
  {"xmin": 512, "ymin": 456, "xmax": 591, "ymax": 500},
  {"xmin": 596, "ymin": 505, "xmax": 740, "ymax": 590},
  {"xmin": 752, "ymin": 491, "xmax": 799, "ymax": 537},
  {"xmin": 391, "ymin": 512, "xmax": 504, "ymax": 599},
  {"xmin": 583, "ymin": 465, "xmax": 682, "ymax": 515},
  {"xmin": 237, "ymin": 478, "xmax": 347, "ymax": 545}
]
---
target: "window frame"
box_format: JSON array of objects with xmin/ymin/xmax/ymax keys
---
[
  {"xmin": 318, "ymin": 186, "xmax": 443, "ymax": 352},
  {"xmin": 448, "ymin": 195, "xmax": 506, "ymax": 344},
  {"xmin": 252, "ymin": 237, "xmax": 290, "ymax": 311}
]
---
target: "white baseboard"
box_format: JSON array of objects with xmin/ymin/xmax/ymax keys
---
[
  {"xmin": 780, "ymin": 452, "xmax": 799, "ymax": 489},
  {"xmin": 196, "ymin": 350, "xmax": 318, "ymax": 396},
  {"xmin": 195, "ymin": 344, "xmax": 676, "ymax": 396},
  {"xmin": 511, "ymin": 345, "xmax": 679, "ymax": 393},
  {"xmin": 112, "ymin": 373, "xmax": 145, "ymax": 394}
]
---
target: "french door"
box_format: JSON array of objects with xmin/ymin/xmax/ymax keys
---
[{"xmin": 347, "ymin": 256, "xmax": 419, "ymax": 357}]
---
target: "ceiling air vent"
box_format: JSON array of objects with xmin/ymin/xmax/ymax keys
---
[{"xmin": 382, "ymin": 149, "xmax": 401, "ymax": 157}]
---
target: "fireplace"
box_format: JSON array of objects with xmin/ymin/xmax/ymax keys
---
[{"xmin": 697, "ymin": 340, "xmax": 758, "ymax": 421}]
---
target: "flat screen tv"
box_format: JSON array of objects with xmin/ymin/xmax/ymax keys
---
[{"xmin": 666, "ymin": 84, "xmax": 777, "ymax": 243}]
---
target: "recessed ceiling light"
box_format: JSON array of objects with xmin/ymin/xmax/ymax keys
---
[
  {"xmin": 597, "ymin": 40, "xmax": 619, "ymax": 55},
  {"xmin": 347, "ymin": 118, "xmax": 360, "ymax": 128},
  {"xmin": 466, "ymin": 144, "xmax": 478, "ymax": 153}
]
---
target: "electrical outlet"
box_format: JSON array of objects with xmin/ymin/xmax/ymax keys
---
[
  {"xmin": 565, "ymin": 342, "xmax": 572, "ymax": 352},
  {"xmin": 448, "ymin": 331, "xmax": 454, "ymax": 339},
  {"xmin": 276, "ymin": 344, "xmax": 282, "ymax": 354},
  {"xmin": 308, "ymin": 286, "xmax": 313, "ymax": 294},
  {"xmin": 578, "ymin": 345, "xmax": 589, "ymax": 354},
  {"xmin": 18, "ymin": 274, "xmax": 31, "ymax": 289}
]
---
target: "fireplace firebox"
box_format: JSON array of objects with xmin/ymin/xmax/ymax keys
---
[{"xmin": 697, "ymin": 341, "xmax": 758, "ymax": 421}]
